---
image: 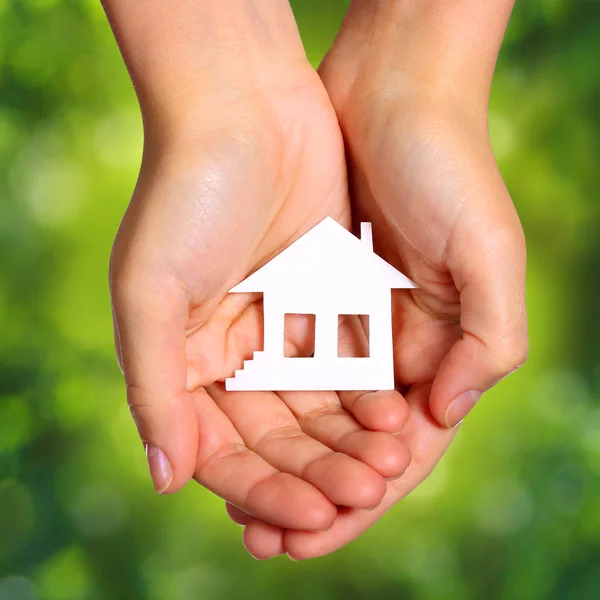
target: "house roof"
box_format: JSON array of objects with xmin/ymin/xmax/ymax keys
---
[{"xmin": 230, "ymin": 217, "xmax": 418, "ymax": 293}]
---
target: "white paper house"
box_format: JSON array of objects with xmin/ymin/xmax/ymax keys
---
[{"xmin": 225, "ymin": 217, "xmax": 418, "ymax": 392}]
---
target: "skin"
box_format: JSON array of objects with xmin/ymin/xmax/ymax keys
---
[
  {"xmin": 104, "ymin": 0, "xmax": 412, "ymax": 533},
  {"xmin": 224, "ymin": 1, "xmax": 528, "ymax": 558},
  {"xmin": 102, "ymin": 0, "xmax": 528, "ymax": 558}
]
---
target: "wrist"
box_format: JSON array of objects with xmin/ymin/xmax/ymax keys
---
[
  {"xmin": 324, "ymin": 0, "xmax": 514, "ymax": 113},
  {"xmin": 103, "ymin": 0, "xmax": 309, "ymax": 138}
]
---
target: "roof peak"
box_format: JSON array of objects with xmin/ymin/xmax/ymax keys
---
[{"xmin": 229, "ymin": 217, "xmax": 418, "ymax": 293}]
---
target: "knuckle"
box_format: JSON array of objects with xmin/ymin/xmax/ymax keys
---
[
  {"xmin": 301, "ymin": 401, "xmax": 343, "ymax": 424},
  {"xmin": 495, "ymin": 335, "xmax": 529, "ymax": 374},
  {"xmin": 253, "ymin": 426, "xmax": 303, "ymax": 454},
  {"xmin": 126, "ymin": 383, "xmax": 158, "ymax": 409},
  {"xmin": 125, "ymin": 385, "xmax": 160, "ymax": 432},
  {"xmin": 196, "ymin": 442, "xmax": 247, "ymax": 481},
  {"xmin": 482, "ymin": 226, "xmax": 526, "ymax": 268},
  {"xmin": 470, "ymin": 211, "xmax": 526, "ymax": 262}
]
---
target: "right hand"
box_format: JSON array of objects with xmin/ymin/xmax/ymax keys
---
[{"xmin": 230, "ymin": 1, "xmax": 528, "ymax": 557}]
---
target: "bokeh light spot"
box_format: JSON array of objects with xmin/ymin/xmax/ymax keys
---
[
  {"xmin": 0, "ymin": 396, "xmax": 33, "ymax": 452},
  {"xmin": 35, "ymin": 547, "xmax": 92, "ymax": 600},
  {"xmin": 24, "ymin": 159, "xmax": 86, "ymax": 227},
  {"xmin": 68, "ymin": 483, "xmax": 128, "ymax": 538},
  {"xmin": 533, "ymin": 370, "xmax": 590, "ymax": 426},
  {"xmin": 474, "ymin": 478, "xmax": 534, "ymax": 536},
  {"xmin": 0, "ymin": 480, "xmax": 35, "ymax": 557},
  {"xmin": 0, "ymin": 576, "xmax": 38, "ymax": 600}
]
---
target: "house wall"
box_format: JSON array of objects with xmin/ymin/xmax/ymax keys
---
[
  {"xmin": 262, "ymin": 287, "xmax": 393, "ymax": 364},
  {"xmin": 262, "ymin": 292, "xmax": 285, "ymax": 355}
]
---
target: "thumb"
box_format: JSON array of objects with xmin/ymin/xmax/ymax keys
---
[
  {"xmin": 429, "ymin": 214, "xmax": 528, "ymax": 428},
  {"xmin": 111, "ymin": 269, "xmax": 199, "ymax": 494}
]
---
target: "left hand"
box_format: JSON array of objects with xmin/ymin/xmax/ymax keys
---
[{"xmin": 110, "ymin": 52, "xmax": 413, "ymax": 530}]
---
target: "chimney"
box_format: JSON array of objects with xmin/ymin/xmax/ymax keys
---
[{"xmin": 360, "ymin": 222, "xmax": 373, "ymax": 251}]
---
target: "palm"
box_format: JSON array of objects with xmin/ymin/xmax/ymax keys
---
[
  {"xmin": 348, "ymin": 112, "xmax": 468, "ymax": 396},
  {"xmin": 111, "ymin": 70, "xmax": 411, "ymax": 532},
  {"xmin": 235, "ymin": 91, "xmax": 523, "ymax": 558},
  {"xmin": 251, "ymin": 119, "xmax": 464, "ymax": 552}
]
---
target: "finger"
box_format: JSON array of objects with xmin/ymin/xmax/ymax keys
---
[
  {"xmin": 185, "ymin": 293, "xmax": 263, "ymax": 390},
  {"xmin": 209, "ymin": 384, "xmax": 387, "ymax": 509},
  {"xmin": 280, "ymin": 391, "xmax": 411, "ymax": 480},
  {"xmin": 186, "ymin": 301, "xmax": 319, "ymax": 389},
  {"xmin": 243, "ymin": 520, "xmax": 285, "ymax": 560},
  {"xmin": 113, "ymin": 270, "xmax": 337, "ymax": 529},
  {"xmin": 283, "ymin": 385, "xmax": 458, "ymax": 560},
  {"xmin": 225, "ymin": 504, "xmax": 286, "ymax": 560},
  {"xmin": 194, "ymin": 387, "xmax": 336, "ymax": 531},
  {"xmin": 337, "ymin": 315, "xmax": 410, "ymax": 432},
  {"xmin": 225, "ymin": 502, "xmax": 253, "ymax": 526},
  {"xmin": 338, "ymin": 390, "xmax": 410, "ymax": 433},
  {"xmin": 430, "ymin": 211, "xmax": 528, "ymax": 428},
  {"xmin": 111, "ymin": 270, "xmax": 198, "ymax": 494}
]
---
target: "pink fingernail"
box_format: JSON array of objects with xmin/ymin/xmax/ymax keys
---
[
  {"xmin": 144, "ymin": 443, "xmax": 173, "ymax": 494},
  {"xmin": 444, "ymin": 390, "xmax": 483, "ymax": 428}
]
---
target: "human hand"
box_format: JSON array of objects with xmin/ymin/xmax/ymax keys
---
[
  {"xmin": 231, "ymin": 0, "xmax": 527, "ymax": 558},
  {"xmin": 108, "ymin": 5, "xmax": 412, "ymax": 532}
]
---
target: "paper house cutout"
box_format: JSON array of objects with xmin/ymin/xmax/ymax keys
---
[{"xmin": 225, "ymin": 217, "xmax": 418, "ymax": 391}]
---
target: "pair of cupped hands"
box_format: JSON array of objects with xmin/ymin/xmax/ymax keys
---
[{"xmin": 108, "ymin": 8, "xmax": 528, "ymax": 560}]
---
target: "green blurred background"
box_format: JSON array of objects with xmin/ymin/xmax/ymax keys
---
[{"xmin": 1, "ymin": 1, "xmax": 599, "ymax": 598}]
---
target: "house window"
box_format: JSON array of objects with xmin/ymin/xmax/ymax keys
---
[
  {"xmin": 338, "ymin": 315, "xmax": 370, "ymax": 358},
  {"xmin": 284, "ymin": 314, "xmax": 316, "ymax": 357}
]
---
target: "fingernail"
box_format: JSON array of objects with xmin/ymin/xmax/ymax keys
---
[
  {"xmin": 144, "ymin": 443, "xmax": 173, "ymax": 494},
  {"xmin": 444, "ymin": 390, "xmax": 483, "ymax": 428}
]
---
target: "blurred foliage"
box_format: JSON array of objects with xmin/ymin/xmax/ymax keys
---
[{"xmin": 1, "ymin": 0, "xmax": 599, "ymax": 598}]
